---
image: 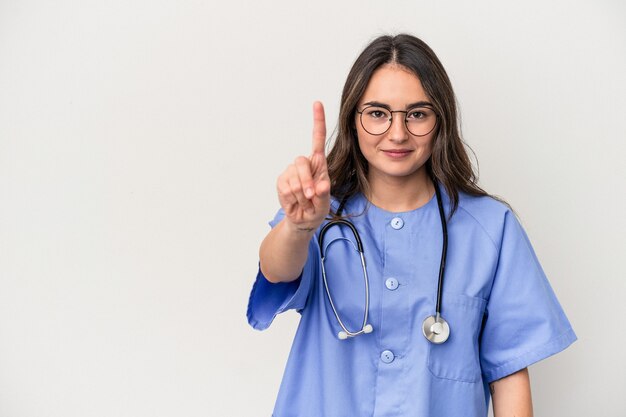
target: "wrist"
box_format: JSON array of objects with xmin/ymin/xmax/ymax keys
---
[{"xmin": 283, "ymin": 218, "xmax": 319, "ymax": 237}]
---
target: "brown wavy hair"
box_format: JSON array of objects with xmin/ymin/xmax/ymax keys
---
[{"xmin": 327, "ymin": 34, "xmax": 494, "ymax": 216}]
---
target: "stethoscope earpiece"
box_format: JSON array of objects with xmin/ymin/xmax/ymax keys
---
[{"xmin": 337, "ymin": 323, "xmax": 373, "ymax": 340}]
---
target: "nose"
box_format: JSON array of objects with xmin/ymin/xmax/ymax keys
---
[{"xmin": 388, "ymin": 111, "xmax": 408, "ymax": 142}]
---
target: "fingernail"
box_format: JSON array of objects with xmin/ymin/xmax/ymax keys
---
[{"xmin": 305, "ymin": 188, "xmax": 313, "ymax": 198}]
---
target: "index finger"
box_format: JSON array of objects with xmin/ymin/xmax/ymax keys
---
[{"xmin": 311, "ymin": 101, "xmax": 326, "ymax": 156}]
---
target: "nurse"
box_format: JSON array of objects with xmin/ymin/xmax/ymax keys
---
[{"xmin": 248, "ymin": 34, "xmax": 576, "ymax": 417}]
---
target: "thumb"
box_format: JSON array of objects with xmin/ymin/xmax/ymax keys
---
[
  {"xmin": 310, "ymin": 151, "xmax": 328, "ymax": 181},
  {"xmin": 310, "ymin": 153, "xmax": 331, "ymax": 198}
]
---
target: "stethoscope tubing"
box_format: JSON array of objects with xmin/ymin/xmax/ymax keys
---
[
  {"xmin": 318, "ymin": 182, "xmax": 449, "ymax": 343},
  {"xmin": 434, "ymin": 184, "xmax": 447, "ymax": 317},
  {"xmin": 319, "ymin": 219, "xmax": 370, "ymax": 338}
]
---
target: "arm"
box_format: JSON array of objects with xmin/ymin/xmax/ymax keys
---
[
  {"xmin": 259, "ymin": 102, "xmax": 330, "ymax": 283},
  {"xmin": 490, "ymin": 368, "xmax": 533, "ymax": 417},
  {"xmin": 259, "ymin": 219, "xmax": 317, "ymax": 283}
]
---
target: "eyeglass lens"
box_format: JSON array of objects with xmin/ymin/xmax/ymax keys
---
[{"xmin": 359, "ymin": 106, "xmax": 437, "ymax": 136}]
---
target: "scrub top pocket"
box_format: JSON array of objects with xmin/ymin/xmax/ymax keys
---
[{"xmin": 427, "ymin": 292, "xmax": 487, "ymax": 383}]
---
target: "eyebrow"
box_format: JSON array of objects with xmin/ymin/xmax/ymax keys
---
[{"xmin": 362, "ymin": 100, "xmax": 434, "ymax": 109}]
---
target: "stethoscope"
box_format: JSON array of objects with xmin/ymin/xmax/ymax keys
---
[{"xmin": 318, "ymin": 183, "xmax": 450, "ymax": 344}]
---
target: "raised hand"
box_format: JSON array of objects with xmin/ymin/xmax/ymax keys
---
[{"xmin": 277, "ymin": 101, "xmax": 331, "ymax": 231}]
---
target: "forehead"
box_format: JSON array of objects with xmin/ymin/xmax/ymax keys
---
[{"xmin": 359, "ymin": 64, "xmax": 428, "ymax": 105}]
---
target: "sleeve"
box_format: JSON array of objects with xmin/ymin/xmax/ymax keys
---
[
  {"xmin": 246, "ymin": 209, "xmax": 319, "ymax": 331},
  {"xmin": 479, "ymin": 211, "xmax": 577, "ymax": 383}
]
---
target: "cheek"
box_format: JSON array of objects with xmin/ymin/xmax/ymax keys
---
[
  {"xmin": 356, "ymin": 123, "xmax": 375, "ymax": 146},
  {"xmin": 420, "ymin": 134, "xmax": 435, "ymax": 152},
  {"xmin": 356, "ymin": 133, "xmax": 377, "ymax": 159}
]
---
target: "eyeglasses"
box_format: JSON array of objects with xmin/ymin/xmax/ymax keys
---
[{"xmin": 356, "ymin": 105, "xmax": 438, "ymax": 137}]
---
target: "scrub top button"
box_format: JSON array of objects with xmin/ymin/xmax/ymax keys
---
[
  {"xmin": 390, "ymin": 217, "xmax": 404, "ymax": 230},
  {"xmin": 385, "ymin": 277, "xmax": 399, "ymax": 290},
  {"xmin": 380, "ymin": 350, "xmax": 395, "ymax": 364}
]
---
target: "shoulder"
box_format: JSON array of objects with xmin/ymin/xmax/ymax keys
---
[
  {"xmin": 456, "ymin": 191, "xmax": 510, "ymax": 222},
  {"xmin": 453, "ymin": 192, "xmax": 516, "ymax": 250}
]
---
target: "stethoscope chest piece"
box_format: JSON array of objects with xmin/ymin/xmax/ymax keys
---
[{"xmin": 422, "ymin": 315, "xmax": 450, "ymax": 344}]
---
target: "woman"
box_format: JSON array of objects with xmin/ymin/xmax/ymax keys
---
[{"xmin": 247, "ymin": 34, "xmax": 576, "ymax": 417}]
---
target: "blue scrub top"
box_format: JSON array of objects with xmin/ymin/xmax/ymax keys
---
[{"xmin": 247, "ymin": 190, "xmax": 576, "ymax": 417}]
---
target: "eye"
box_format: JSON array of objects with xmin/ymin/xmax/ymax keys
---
[
  {"xmin": 407, "ymin": 109, "xmax": 428, "ymax": 120},
  {"xmin": 371, "ymin": 111, "xmax": 385, "ymax": 118},
  {"xmin": 364, "ymin": 107, "xmax": 389, "ymax": 120}
]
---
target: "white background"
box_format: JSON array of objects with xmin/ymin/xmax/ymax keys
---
[{"xmin": 1, "ymin": 0, "xmax": 625, "ymax": 416}]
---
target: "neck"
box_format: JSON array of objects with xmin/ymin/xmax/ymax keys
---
[{"xmin": 367, "ymin": 170, "xmax": 435, "ymax": 212}]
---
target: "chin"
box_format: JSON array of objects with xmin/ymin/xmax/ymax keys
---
[{"xmin": 374, "ymin": 166, "xmax": 426, "ymax": 180}]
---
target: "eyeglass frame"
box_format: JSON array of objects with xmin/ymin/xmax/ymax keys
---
[{"xmin": 355, "ymin": 104, "xmax": 439, "ymax": 137}]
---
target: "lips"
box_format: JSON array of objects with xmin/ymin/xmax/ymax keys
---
[{"xmin": 381, "ymin": 149, "xmax": 413, "ymax": 158}]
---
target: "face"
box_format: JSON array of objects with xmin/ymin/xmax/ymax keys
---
[{"xmin": 355, "ymin": 64, "xmax": 436, "ymax": 185}]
